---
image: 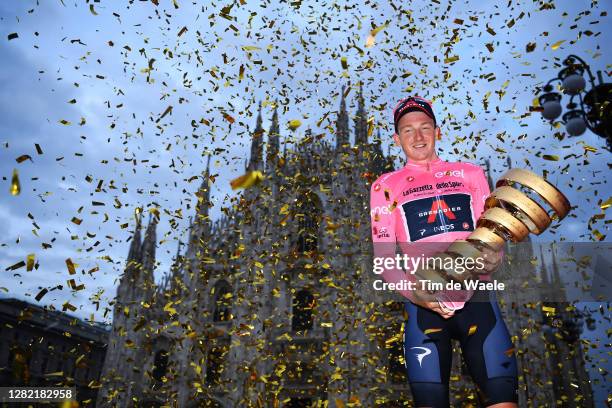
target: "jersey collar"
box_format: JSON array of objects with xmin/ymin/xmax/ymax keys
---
[{"xmin": 403, "ymin": 156, "xmax": 443, "ymax": 169}]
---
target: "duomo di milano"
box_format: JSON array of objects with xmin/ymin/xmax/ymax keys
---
[{"xmin": 96, "ymin": 87, "xmax": 594, "ymax": 407}]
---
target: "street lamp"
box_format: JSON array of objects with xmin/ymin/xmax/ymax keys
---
[{"xmin": 537, "ymin": 55, "xmax": 611, "ymax": 150}]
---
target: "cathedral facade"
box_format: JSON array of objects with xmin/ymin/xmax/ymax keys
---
[{"xmin": 96, "ymin": 87, "xmax": 594, "ymax": 407}]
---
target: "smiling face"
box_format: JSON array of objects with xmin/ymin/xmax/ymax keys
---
[{"xmin": 393, "ymin": 110, "xmax": 441, "ymax": 164}]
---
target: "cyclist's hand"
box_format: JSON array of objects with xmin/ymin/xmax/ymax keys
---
[
  {"xmin": 475, "ymin": 245, "xmax": 503, "ymax": 275},
  {"xmin": 418, "ymin": 300, "xmax": 455, "ymax": 319}
]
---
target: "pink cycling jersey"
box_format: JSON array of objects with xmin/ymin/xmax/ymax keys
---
[{"xmin": 370, "ymin": 156, "xmax": 494, "ymax": 306}]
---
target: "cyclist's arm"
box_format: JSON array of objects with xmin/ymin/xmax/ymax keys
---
[{"xmin": 370, "ymin": 178, "xmax": 421, "ymax": 304}]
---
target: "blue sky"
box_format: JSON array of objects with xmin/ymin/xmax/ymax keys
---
[{"xmin": 0, "ymin": 0, "xmax": 610, "ymax": 400}]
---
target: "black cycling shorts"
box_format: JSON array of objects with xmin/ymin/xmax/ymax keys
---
[{"xmin": 403, "ymin": 289, "xmax": 518, "ymax": 407}]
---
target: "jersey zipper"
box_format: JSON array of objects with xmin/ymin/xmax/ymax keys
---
[{"xmin": 430, "ymin": 161, "xmax": 448, "ymax": 232}]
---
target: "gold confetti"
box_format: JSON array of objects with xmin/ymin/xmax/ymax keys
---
[
  {"xmin": 542, "ymin": 154, "xmax": 559, "ymax": 161},
  {"xmin": 16, "ymin": 154, "xmax": 32, "ymax": 163},
  {"xmin": 550, "ymin": 40, "xmax": 565, "ymax": 50},
  {"xmin": 424, "ymin": 328, "xmax": 443, "ymax": 335},
  {"xmin": 66, "ymin": 258, "xmax": 77, "ymax": 275},
  {"xmin": 468, "ymin": 325, "xmax": 478, "ymax": 336},
  {"xmin": 287, "ymin": 119, "xmax": 302, "ymax": 130},
  {"xmin": 35, "ymin": 288, "xmax": 48, "ymax": 301},
  {"xmin": 444, "ymin": 55, "xmax": 459, "ymax": 64},
  {"xmin": 340, "ymin": 57, "xmax": 348, "ymax": 70},
  {"xmin": 230, "ymin": 171, "xmax": 264, "ymax": 190},
  {"xmin": 26, "ymin": 254, "xmax": 35, "ymax": 271},
  {"xmin": 10, "ymin": 168, "xmax": 20, "ymax": 195}
]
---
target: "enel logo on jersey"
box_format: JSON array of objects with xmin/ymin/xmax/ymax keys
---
[{"xmin": 401, "ymin": 193, "xmax": 475, "ymax": 241}]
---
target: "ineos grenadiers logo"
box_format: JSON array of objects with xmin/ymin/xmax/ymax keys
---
[{"xmin": 434, "ymin": 169, "xmax": 464, "ymax": 178}]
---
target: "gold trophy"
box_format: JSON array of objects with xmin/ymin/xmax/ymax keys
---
[{"xmin": 414, "ymin": 168, "xmax": 571, "ymax": 308}]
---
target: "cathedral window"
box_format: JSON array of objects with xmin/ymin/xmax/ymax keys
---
[
  {"xmin": 212, "ymin": 280, "xmax": 232, "ymax": 322},
  {"xmin": 292, "ymin": 289, "xmax": 314, "ymax": 331},
  {"xmin": 205, "ymin": 345, "xmax": 227, "ymax": 385},
  {"xmin": 295, "ymin": 192, "xmax": 322, "ymax": 253},
  {"xmin": 152, "ymin": 349, "xmax": 169, "ymax": 388}
]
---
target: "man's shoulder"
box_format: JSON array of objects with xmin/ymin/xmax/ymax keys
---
[
  {"xmin": 371, "ymin": 167, "xmax": 406, "ymax": 190},
  {"xmin": 447, "ymin": 160, "xmax": 486, "ymax": 174}
]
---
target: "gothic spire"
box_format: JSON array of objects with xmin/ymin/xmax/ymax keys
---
[
  {"xmin": 127, "ymin": 211, "xmax": 142, "ymax": 263},
  {"xmin": 354, "ymin": 82, "xmax": 368, "ymax": 146},
  {"xmin": 266, "ymin": 101, "xmax": 280, "ymax": 171},
  {"xmin": 336, "ymin": 86, "xmax": 349, "ymax": 149},
  {"xmin": 248, "ymin": 101, "xmax": 264, "ymax": 171},
  {"xmin": 141, "ymin": 212, "xmax": 158, "ymax": 275},
  {"xmin": 196, "ymin": 156, "xmax": 211, "ymax": 221},
  {"xmin": 540, "ymin": 245, "xmax": 550, "ymax": 285}
]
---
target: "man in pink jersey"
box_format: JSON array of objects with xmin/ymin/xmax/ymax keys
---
[{"xmin": 370, "ymin": 96, "xmax": 518, "ymax": 407}]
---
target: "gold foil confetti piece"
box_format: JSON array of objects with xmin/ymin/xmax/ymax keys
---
[
  {"xmin": 444, "ymin": 55, "xmax": 459, "ymax": 64},
  {"xmin": 542, "ymin": 305, "xmax": 556, "ymax": 313},
  {"xmin": 34, "ymin": 143, "xmax": 43, "ymax": 154},
  {"xmin": 66, "ymin": 258, "xmax": 76, "ymax": 275},
  {"xmin": 149, "ymin": 207, "xmax": 160, "ymax": 219},
  {"xmin": 504, "ymin": 347, "xmax": 515, "ymax": 357},
  {"xmin": 367, "ymin": 116, "xmax": 375, "ymax": 137},
  {"xmin": 389, "ymin": 201, "xmax": 397, "ymax": 211},
  {"xmin": 26, "ymin": 254, "xmax": 35, "ymax": 271},
  {"xmin": 542, "ymin": 154, "xmax": 559, "ymax": 161},
  {"xmin": 89, "ymin": 4, "xmax": 98, "ymax": 15},
  {"xmin": 288, "ymin": 119, "xmax": 302, "ymax": 130},
  {"xmin": 468, "ymin": 325, "xmax": 478, "ymax": 336},
  {"xmin": 230, "ymin": 170, "xmax": 264, "ymax": 190},
  {"xmin": 35, "ymin": 288, "xmax": 48, "ymax": 301},
  {"xmin": 15, "ymin": 154, "xmax": 32, "ymax": 163},
  {"xmin": 10, "ymin": 168, "xmax": 20, "ymax": 195},
  {"xmin": 424, "ymin": 328, "xmax": 443, "ymax": 335},
  {"xmin": 5, "ymin": 261, "xmax": 25, "ymax": 271},
  {"xmin": 550, "ymin": 39, "xmax": 565, "ymax": 50},
  {"xmin": 71, "ymin": 217, "xmax": 82, "ymax": 225},
  {"xmin": 384, "ymin": 189, "xmax": 390, "ymax": 201},
  {"xmin": 600, "ymin": 197, "xmax": 611, "ymax": 210},
  {"xmin": 340, "ymin": 57, "xmax": 348, "ymax": 69},
  {"xmin": 62, "ymin": 301, "xmax": 77, "ymax": 312},
  {"xmin": 592, "ymin": 229, "xmax": 605, "ymax": 241}
]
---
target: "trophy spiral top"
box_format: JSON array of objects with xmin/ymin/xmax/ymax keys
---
[{"xmin": 496, "ymin": 168, "xmax": 571, "ymax": 220}]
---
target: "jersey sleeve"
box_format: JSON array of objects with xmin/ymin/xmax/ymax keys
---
[
  {"xmin": 472, "ymin": 165, "xmax": 491, "ymax": 221},
  {"xmin": 370, "ymin": 178, "xmax": 418, "ymax": 302}
]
